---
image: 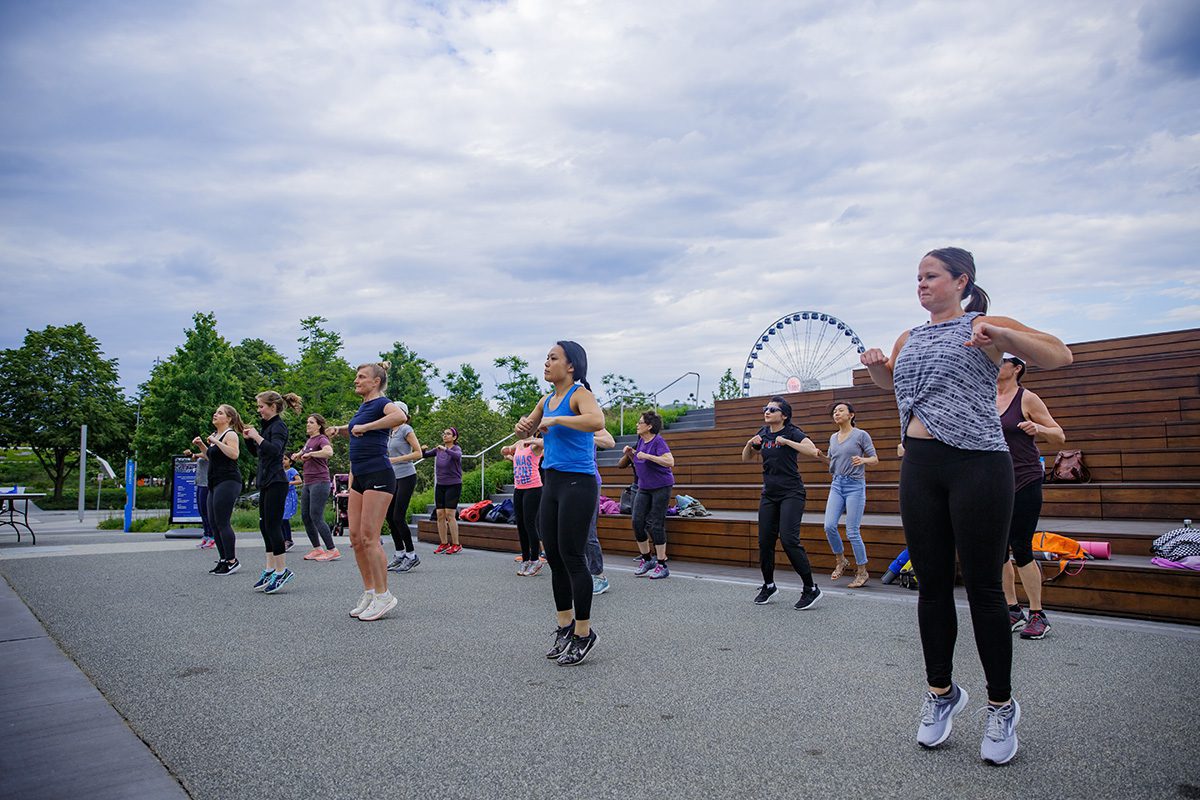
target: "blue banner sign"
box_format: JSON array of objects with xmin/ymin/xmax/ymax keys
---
[
  {"xmin": 124, "ymin": 459, "xmax": 136, "ymax": 532},
  {"xmin": 170, "ymin": 456, "xmax": 202, "ymax": 524}
]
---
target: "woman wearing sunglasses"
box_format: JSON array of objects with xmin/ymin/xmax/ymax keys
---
[{"xmin": 741, "ymin": 396, "xmax": 825, "ymax": 610}]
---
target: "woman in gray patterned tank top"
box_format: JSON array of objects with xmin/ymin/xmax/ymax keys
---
[{"xmin": 860, "ymin": 247, "xmax": 1072, "ymax": 767}]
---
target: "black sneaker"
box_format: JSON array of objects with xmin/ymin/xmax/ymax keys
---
[
  {"xmin": 794, "ymin": 585, "xmax": 822, "ymax": 610},
  {"xmin": 753, "ymin": 584, "xmax": 778, "ymax": 605},
  {"xmin": 209, "ymin": 561, "xmax": 223, "ymax": 574},
  {"xmin": 546, "ymin": 622, "xmax": 575, "ymax": 659},
  {"xmin": 557, "ymin": 631, "xmax": 597, "ymax": 666},
  {"xmin": 225, "ymin": 559, "xmax": 241, "ymax": 575}
]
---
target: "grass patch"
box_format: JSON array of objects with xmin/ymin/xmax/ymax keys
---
[{"xmin": 604, "ymin": 403, "xmax": 694, "ymax": 438}]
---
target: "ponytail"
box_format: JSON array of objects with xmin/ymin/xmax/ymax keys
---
[
  {"xmin": 256, "ymin": 391, "xmax": 303, "ymax": 415},
  {"xmin": 964, "ymin": 283, "xmax": 990, "ymax": 314}
]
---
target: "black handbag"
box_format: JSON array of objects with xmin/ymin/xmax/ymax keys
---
[{"xmin": 619, "ymin": 485, "xmax": 637, "ymax": 515}]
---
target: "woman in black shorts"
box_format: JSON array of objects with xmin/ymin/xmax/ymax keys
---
[
  {"xmin": 328, "ymin": 362, "xmax": 409, "ymax": 621},
  {"xmin": 425, "ymin": 428, "xmax": 464, "ymax": 554}
]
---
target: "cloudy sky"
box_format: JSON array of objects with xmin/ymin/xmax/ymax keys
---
[{"xmin": 1, "ymin": 0, "xmax": 1197, "ymax": 402}]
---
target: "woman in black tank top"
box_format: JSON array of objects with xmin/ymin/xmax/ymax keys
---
[
  {"xmin": 192, "ymin": 404, "xmax": 245, "ymax": 575},
  {"xmin": 996, "ymin": 356, "xmax": 1064, "ymax": 641}
]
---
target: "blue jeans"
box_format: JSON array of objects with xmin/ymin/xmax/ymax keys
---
[{"xmin": 823, "ymin": 475, "xmax": 867, "ymax": 564}]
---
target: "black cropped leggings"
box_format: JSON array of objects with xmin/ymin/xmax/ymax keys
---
[
  {"xmin": 258, "ymin": 482, "xmax": 288, "ymax": 556},
  {"xmin": 513, "ymin": 486, "xmax": 542, "ymax": 562},
  {"xmin": 538, "ymin": 470, "xmax": 597, "ymax": 622},
  {"xmin": 758, "ymin": 491, "xmax": 814, "ymax": 587},
  {"xmin": 207, "ymin": 480, "xmax": 240, "ymax": 562},
  {"xmin": 899, "ymin": 438, "xmax": 1014, "ymax": 704},
  {"xmin": 632, "ymin": 485, "xmax": 670, "ymax": 546},
  {"xmin": 387, "ymin": 474, "xmax": 418, "ymax": 553},
  {"xmin": 1007, "ymin": 480, "xmax": 1042, "ymax": 568}
]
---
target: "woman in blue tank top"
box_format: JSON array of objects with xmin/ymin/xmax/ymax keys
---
[
  {"xmin": 861, "ymin": 247, "xmax": 1072, "ymax": 766},
  {"xmin": 327, "ymin": 361, "xmax": 409, "ymax": 622},
  {"xmin": 514, "ymin": 341, "xmax": 605, "ymax": 666}
]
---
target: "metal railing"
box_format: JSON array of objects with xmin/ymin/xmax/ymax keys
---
[
  {"xmin": 602, "ymin": 372, "xmax": 702, "ymax": 435},
  {"xmin": 458, "ymin": 432, "xmax": 518, "ymax": 500}
]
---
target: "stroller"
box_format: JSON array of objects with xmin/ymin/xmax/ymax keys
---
[{"xmin": 331, "ymin": 473, "xmax": 350, "ymax": 537}]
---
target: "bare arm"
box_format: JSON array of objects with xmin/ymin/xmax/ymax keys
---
[
  {"xmin": 593, "ymin": 427, "xmax": 615, "ymax": 449},
  {"xmin": 515, "ymin": 395, "xmax": 548, "ymax": 437},
  {"xmin": 537, "ymin": 388, "xmax": 604, "ymax": 433},
  {"xmin": 209, "ymin": 431, "xmax": 239, "ymax": 460},
  {"xmin": 1020, "ymin": 390, "xmax": 1066, "ymax": 448},
  {"xmin": 352, "ymin": 402, "xmax": 408, "ymax": 435},
  {"xmin": 777, "ymin": 435, "xmax": 823, "ymax": 460},
  {"xmin": 637, "ymin": 450, "xmax": 675, "ymax": 468},
  {"xmin": 966, "ymin": 316, "xmax": 1073, "ymax": 369},
  {"xmin": 741, "ymin": 435, "xmax": 763, "ymax": 463},
  {"xmin": 860, "ymin": 332, "xmax": 908, "ymax": 392}
]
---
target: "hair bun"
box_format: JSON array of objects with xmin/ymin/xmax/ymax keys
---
[{"xmin": 379, "ymin": 360, "xmax": 392, "ymax": 371}]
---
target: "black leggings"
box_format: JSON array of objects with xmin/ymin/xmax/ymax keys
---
[
  {"xmin": 539, "ymin": 470, "xmax": 597, "ymax": 622},
  {"xmin": 1008, "ymin": 480, "xmax": 1042, "ymax": 568},
  {"xmin": 513, "ymin": 486, "xmax": 542, "ymax": 561},
  {"xmin": 207, "ymin": 480, "xmax": 239, "ymax": 562},
  {"xmin": 899, "ymin": 438, "xmax": 1014, "ymax": 704},
  {"xmin": 387, "ymin": 474, "xmax": 418, "ymax": 553},
  {"xmin": 258, "ymin": 482, "xmax": 288, "ymax": 556},
  {"xmin": 632, "ymin": 485, "xmax": 671, "ymax": 546},
  {"xmin": 196, "ymin": 486, "xmax": 212, "ymax": 536},
  {"xmin": 758, "ymin": 491, "xmax": 813, "ymax": 587}
]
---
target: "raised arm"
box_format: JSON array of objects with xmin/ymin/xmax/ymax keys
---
[
  {"xmin": 594, "ymin": 428, "xmax": 615, "ymax": 450},
  {"xmin": 860, "ymin": 332, "xmax": 909, "ymax": 392},
  {"xmin": 1019, "ymin": 390, "xmax": 1066, "ymax": 448},
  {"xmin": 515, "ymin": 395, "xmax": 549, "ymax": 437},
  {"xmin": 967, "ymin": 316, "xmax": 1073, "ymax": 369},
  {"xmin": 741, "ymin": 433, "xmax": 763, "ymax": 463},
  {"xmin": 777, "ymin": 435, "xmax": 823, "ymax": 460},
  {"xmin": 351, "ymin": 402, "xmax": 408, "ymax": 436},
  {"xmin": 538, "ymin": 388, "xmax": 604, "ymax": 433}
]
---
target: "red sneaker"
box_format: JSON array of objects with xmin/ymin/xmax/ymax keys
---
[
  {"xmin": 434, "ymin": 543, "xmax": 450, "ymax": 554},
  {"xmin": 447, "ymin": 544, "xmax": 463, "ymax": 554}
]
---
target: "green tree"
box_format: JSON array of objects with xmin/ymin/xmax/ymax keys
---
[
  {"xmin": 231, "ymin": 337, "xmax": 288, "ymax": 410},
  {"xmin": 287, "ymin": 316, "xmax": 357, "ymax": 422},
  {"xmin": 713, "ymin": 368, "xmax": 742, "ymax": 404},
  {"xmin": 380, "ymin": 341, "xmax": 439, "ymax": 416},
  {"xmin": 600, "ymin": 373, "xmax": 645, "ymax": 406},
  {"xmin": 492, "ymin": 355, "xmax": 543, "ymax": 419},
  {"xmin": 443, "ymin": 363, "xmax": 483, "ymax": 403},
  {"xmin": 132, "ymin": 312, "xmax": 244, "ymax": 486},
  {"xmin": 417, "ymin": 397, "xmax": 511, "ymax": 459},
  {"xmin": 0, "ymin": 324, "xmax": 133, "ymax": 499}
]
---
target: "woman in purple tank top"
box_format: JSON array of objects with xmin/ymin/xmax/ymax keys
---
[
  {"xmin": 861, "ymin": 247, "xmax": 1072, "ymax": 766},
  {"xmin": 995, "ymin": 356, "xmax": 1064, "ymax": 641}
]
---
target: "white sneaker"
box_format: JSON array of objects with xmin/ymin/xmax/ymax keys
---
[
  {"xmin": 349, "ymin": 591, "xmax": 373, "ymax": 618},
  {"xmin": 359, "ymin": 591, "xmax": 397, "ymax": 621}
]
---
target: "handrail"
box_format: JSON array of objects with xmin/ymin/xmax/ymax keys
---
[
  {"xmin": 459, "ymin": 432, "xmax": 518, "ymax": 501},
  {"xmin": 648, "ymin": 371, "xmax": 701, "ymax": 411},
  {"xmin": 598, "ymin": 372, "xmax": 702, "ymax": 435}
]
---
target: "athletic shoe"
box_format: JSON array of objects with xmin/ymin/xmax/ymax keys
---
[
  {"xmin": 557, "ymin": 630, "xmax": 597, "ymax": 666},
  {"xmin": 917, "ymin": 683, "xmax": 969, "ymax": 748},
  {"xmin": 284, "ymin": 541, "xmax": 294, "ymax": 552},
  {"xmin": 1019, "ymin": 611, "xmax": 1050, "ymax": 640},
  {"xmin": 315, "ymin": 548, "xmax": 341, "ymax": 561},
  {"xmin": 526, "ymin": 559, "xmax": 543, "ymax": 577},
  {"xmin": 209, "ymin": 561, "xmax": 223, "ymax": 574},
  {"xmin": 201, "ymin": 538, "xmax": 216, "ymax": 549},
  {"xmin": 447, "ymin": 544, "xmax": 463, "ymax": 554},
  {"xmin": 980, "ymin": 699, "xmax": 1021, "ymax": 765},
  {"xmin": 253, "ymin": 569, "xmax": 273, "ymax": 591},
  {"xmin": 387, "ymin": 554, "xmax": 407, "ymax": 572},
  {"xmin": 303, "ymin": 548, "xmax": 325, "ymax": 560},
  {"xmin": 263, "ymin": 568, "xmax": 294, "ymax": 594},
  {"xmin": 358, "ymin": 591, "xmax": 397, "ymax": 621},
  {"xmin": 1008, "ymin": 606, "xmax": 1027, "ymax": 632},
  {"xmin": 648, "ymin": 562, "xmax": 670, "ymax": 580},
  {"xmin": 633, "ymin": 557, "xmax": 655, "ymax": 576},
  {"xmin": 546, "ymin": 622, "xmax": 575, "ymax": 659},
  {"xmin": 592, "ymin": 575, "xmax": 610, "ymax": 595},
  {"xmin": 794, "ymin": 585, "xmax": 822, "ymax": 611},
  {"xmin": 434, "ymin": 543, "xmax": 450, "ymax": 554},
  {"xmin": 196, "ymin": 538, "xmax": 209, "ymax": 549},
  {"xmin": 349, "ymin": 591, "xmax": 373, "ymax": 618},
  {"xmin": 518, "ymin": 561, "xmax": 531, "ymax": 576},
  {"xmin": 514, "ymin": 554, "xmax": 524, "ymax": 562},
  {"xmin": 224, "ymin": 559, "xmax": 241, "ymax": 575},
  {"xmin": 397, "ymin": 554, "xmax": 420, "ymax": 572},
  {"xmin": 753, "ymin": 584, "xmax": 778, "ymax": 605}
]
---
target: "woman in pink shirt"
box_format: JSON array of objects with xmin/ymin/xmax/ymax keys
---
[{"xmin": 503, "ymin": 436, "xmax": 544, "ymax": 576}]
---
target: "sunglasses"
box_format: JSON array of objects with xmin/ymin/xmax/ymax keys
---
[{"xmin": 763, "ymin": 406, "xmax": 782, "ymax": 413}]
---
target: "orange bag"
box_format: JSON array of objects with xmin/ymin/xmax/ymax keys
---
[{"xmin": 1031, "ymin": 531, "xmax": 1093, "ymax": 580}]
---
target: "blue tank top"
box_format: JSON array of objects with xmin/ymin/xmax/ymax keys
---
[
  {"xmin": 541, "ymin": 384, "xmax": 597, "ymax": 474},
  {"xmin": 348, "ymin": 396, "xmax": 392, "ymax": 474},
  {"xmin": 893, "ymin": 312, "xmax": 1007, "ymax": 452}
]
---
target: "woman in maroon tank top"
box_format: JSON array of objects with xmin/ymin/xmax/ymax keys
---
[{"xmin": 996, "ymin": 356, "xmax": 1065, "ymax": 641}]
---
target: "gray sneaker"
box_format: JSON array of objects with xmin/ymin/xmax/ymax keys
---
[
  {"xmin": 386, "ymin": 554, "xmax": 406, "ymax": 572},
  {"xmin": 917, "ymin": 684, "xmax": 969, "ymax": 748},
  {"xmin": 397, "ymin": 554, "xmax": 420, "ymax": 572},
  {"xmin": 980, "ymin": 698, "xmax": 1021, "ymax": 765}
]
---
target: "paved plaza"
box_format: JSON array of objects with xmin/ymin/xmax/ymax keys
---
[{"xmin": 2, "ymin": 514, "xmax": 1199, "ymax": 799}]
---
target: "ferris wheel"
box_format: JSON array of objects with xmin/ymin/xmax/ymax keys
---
[{"xmin": 742, "ymin": 311, "xmax": 866, "ymax": 397}]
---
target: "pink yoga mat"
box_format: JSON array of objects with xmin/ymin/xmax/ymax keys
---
[{"xmin": 1079, "ymin": 541, "xmax": 1110, "ymax": 559}]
